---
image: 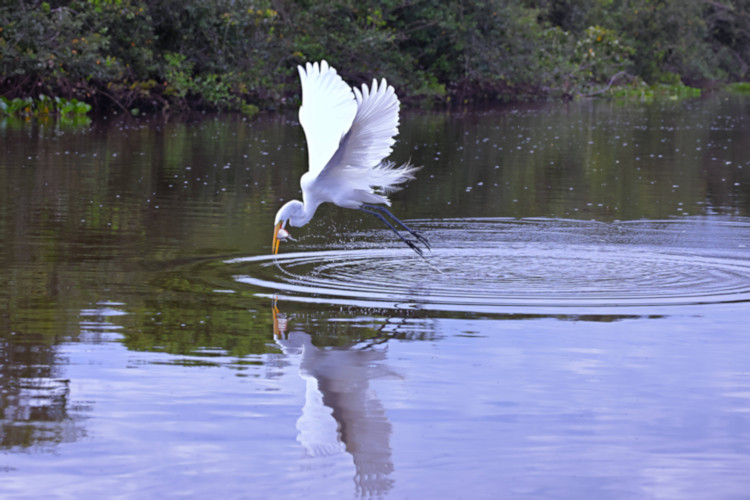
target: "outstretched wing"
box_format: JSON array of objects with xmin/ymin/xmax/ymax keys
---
[
  {"xmin": 320, "ymin": 78, "xmax": 400, "ymax": 180},
  {"xmin": 298, "ymin": 61, "xmax": 357, "ymax": 177}
]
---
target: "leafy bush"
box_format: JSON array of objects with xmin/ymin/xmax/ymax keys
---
[
  {"xmin": 726, "ymin": 81, "xmax": 750, "ymax": 93},
  {"xmin": 1, "ymin": 0, "xmax": 748, "ymax": 113},
  {"xmin": 0, "ymin": 95, "xmax": 91, "ymax": 116}
]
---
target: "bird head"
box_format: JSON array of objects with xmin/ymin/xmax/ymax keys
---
[{"xmin": 272, "ymin": 200, "xmax": 305, "ymax": 254}]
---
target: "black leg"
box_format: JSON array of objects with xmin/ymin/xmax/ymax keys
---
[
  {"xmin": 359, "ymin": 207, "xmax": 425, "ymax": 256},
  {"xmin": 361, "ymin": 204, "xmax": 431, "ymax": 250}
]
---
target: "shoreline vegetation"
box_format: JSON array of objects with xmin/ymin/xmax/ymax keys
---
[{"xmin": 2, "ymin": 0, "xmax": 750, "ymax": 119}]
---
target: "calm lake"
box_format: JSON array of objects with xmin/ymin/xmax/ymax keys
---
[{"xmin": 2, "ymin": 93, "xmax": 750, "ymax": 499}]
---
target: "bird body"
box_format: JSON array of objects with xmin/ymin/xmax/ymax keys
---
[{"xmin": 273, "ymin": 60, "xmax": 428, "ymax": 255}]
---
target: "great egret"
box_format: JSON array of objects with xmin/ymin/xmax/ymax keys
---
[{"xmin": 272, "ymin": 60, "xmax": 429, "ymax": 256}]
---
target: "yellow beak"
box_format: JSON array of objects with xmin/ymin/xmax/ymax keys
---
[{"xmin": 272, "ymin": 222, "xmax": 282, "ymax": 255}]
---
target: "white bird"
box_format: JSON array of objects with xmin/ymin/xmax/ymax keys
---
[{"xmin": 272, "ymin": 60, "xmax": 429, "ymax": 256}]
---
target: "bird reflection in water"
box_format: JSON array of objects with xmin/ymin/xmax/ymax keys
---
[{"xmin": 273, "ymin": 301, "xmax": 395, "ymax": 496}]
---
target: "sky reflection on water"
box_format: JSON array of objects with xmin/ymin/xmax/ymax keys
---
[
  {"xmin": 3, "ymin": 304, "xmax": 750, "ymax": 499},
  {"xmin": 1, "ymin": 94, "xmax": 750, "ymax": 498}
]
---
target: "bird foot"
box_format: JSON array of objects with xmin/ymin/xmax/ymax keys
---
[
  {"xmin": 412, "ymin": 231, "xmax": 431, "ymax": 250},
  {"xmin": 405, "ymin": 238, "xmax": 425, "ymax": 257}
]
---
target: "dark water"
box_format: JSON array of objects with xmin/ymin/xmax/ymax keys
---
[{"xmin": 1, "ymin": 94, "xmax": 750, "ymax": 498}]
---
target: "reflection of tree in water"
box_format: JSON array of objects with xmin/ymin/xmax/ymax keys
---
[
  {"xmin": 274, "ymin": 308, "xmax": 428, "ymax": 497},
  {"xmin": 0, "ymin": 339, "xmax": 85, "ymax": 450}
]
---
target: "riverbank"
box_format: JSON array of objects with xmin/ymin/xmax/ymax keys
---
[{"xmin": 2, "ymin": 0, "xmax": 748, "ymax": 117}]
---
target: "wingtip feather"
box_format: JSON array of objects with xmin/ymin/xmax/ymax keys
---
[{"xmin": 299, "ymin": 60, "xmax": 338, "ymax": 82}]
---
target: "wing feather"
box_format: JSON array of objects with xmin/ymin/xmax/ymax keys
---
[
  {"xmin": 319, "ymin": 78, "xmax": 400, "ymax": 180},
  {"xmin": 298, "ymin": 61, "xmax": 357, "ymax": 176}
]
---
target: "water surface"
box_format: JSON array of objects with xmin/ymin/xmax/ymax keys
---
[{"xmin": 1, "ymin": 94, "xmax": 750, "ymax": 498}]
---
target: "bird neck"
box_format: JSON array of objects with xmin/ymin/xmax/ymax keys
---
[
  {"xmin": 282, "ymin": 198, "xmax": 319, "ymax": 227},
  {"xmin": 295, "ymin": 199, "xmax": 319, "ymax": 227}
]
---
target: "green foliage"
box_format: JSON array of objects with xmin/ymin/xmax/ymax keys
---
[
  {"xmin": 0, "ymin": 95, "xmax": 91, "ymax": 116},
  {"xmin": 532, "ymin": 0, "xmax": 750, "ymax": 84},
  {"xmin": 0, "ymin": 0, "xmax": 153, "ymax": 81},
  {"xmin": 240, "ymin": 102, "xmax": 259, "ymax": 118},
  {"xmin": 0, "ymin": 0, "xmax": 278, "ymax": 111},
  {"xmin": 536, "ymin": 24, "xmax": 635, "ymax": 97},
  {"xmin": 162, "ymin": 53, "xmax": 192, "ymax": 100},
  {"xmin": 574, "ymin": 26, "xmax": 634, "ymax": 81},
  {"xmin": 1, "ymin": 0, "xmax": 750, "ymax": 112},
  {"xmin": 608, "ymin": 80, "xmax": 702, "ymax": 100},
  {"xmin": 725, "ymin": 81, "xmax": 750, "ymax": 93}
]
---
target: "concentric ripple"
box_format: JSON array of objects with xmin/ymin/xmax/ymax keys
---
[{"xmin": 228, "ymin": 218, "xmax": 750, "ymax": 315}]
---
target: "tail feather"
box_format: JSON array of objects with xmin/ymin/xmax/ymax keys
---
[
  {"xmin": 369, "ymin": 161, "xmax": 421, "ymax": 194},
  {"xmin": 329, "ymin": 161, "xmax": 421, "ymax": 209}
]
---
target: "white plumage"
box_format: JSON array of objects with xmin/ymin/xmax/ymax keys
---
[
  {"xmin": 273, "ymin": 60, "xmax": 428, "ymax": 255},
  {"xmin": 297, "ymin": 60, "xmax": 357, "ymax": 177}
]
